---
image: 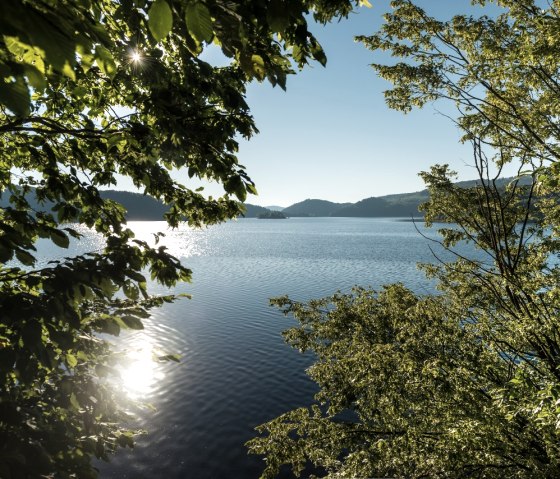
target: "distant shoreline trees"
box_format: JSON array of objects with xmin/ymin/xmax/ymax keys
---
[{"xmin": 257, "ymin": 211, "xmax": 287, "ymax": 219}]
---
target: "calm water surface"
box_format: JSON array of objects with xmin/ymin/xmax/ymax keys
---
[{"xmin": 71, "ymin": 217, "xmax": 459, "ymax": 478}]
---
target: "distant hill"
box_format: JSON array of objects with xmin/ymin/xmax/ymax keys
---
[
  {"xmin": 282, "ymin": 176, "xmax": 533, "ymax": 218},
  {"xmin": 1, "ymin": 176, "xmax": 533, "ymax": 220},
  {"xmin": 281, "ymin": 195, "xmax": 423, "ymax": 218},
  {"xmin": 241, "ymin": 204, "xmax": 273, "ymax": 218},
  {"xmin": 0, "ymin": 189, "xmax": 170, "ymax": 220},
  {"xmin": 265, "ymin": 205, "xmax": 285, "ymax": 211},
  {"xmin": 102, "ymin": 193, "xmax": 271, "ymax": 219},
  {"xmin": 103, "ymin": 191, "xmax": 273, "ymax": 219},
  {"xmin": 333, "ymin": 193, "xmax": 425, "ymax": 217},
  {"xmin": 282, "ymin": 199, "xmax": 352, "ymax": 217},
  {"xmin": 0, "ymin": 188, "xmax": 271, "ymax": 220},
  {"xmin": 100, "ymin": 190, "xmax": 169, "ymax": 219}
]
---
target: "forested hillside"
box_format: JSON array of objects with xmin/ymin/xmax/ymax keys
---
[
  {"xmin": 282, "ymin": 199, "xmax": 351, "ymax": 217},
  {"xmin": 0, "ymin": 189, "xmax": 273, "ymax": 220},
  {"xmin": 2, "ymin": 177, "xmax": 530, "ymax": 221}
]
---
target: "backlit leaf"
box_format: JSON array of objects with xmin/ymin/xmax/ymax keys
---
[
  {"xmin": 24, "ymin": 65, "xmax": 46, "ymax": 91},
  {"xmin": 186, "ymin": 2, "xmax": 213, "ymax": 44},
  {"xmin": 69, "ymin": 393, "xmax": 80, "ymax": 410},
  {"xmin": 123, "ymin": 281, "xmax": 139, "ymax": 300},
  {"xmin": 148, "ymin": 0, "xmax": 174, "ymax": 42},
  {"xmin": 95, "ymin": 45, "xmax": 116, "ymax": 77},
  {"xmin": 251, "ymin": 54, "xmax": 266, "ymax": 80},
  {"xmin": 121, "ymin": 315, "xmax": 144, "ymax": 330},
  {"xmin": 66, "ymin": 353, "xmax": 78, "ymax": 368}
]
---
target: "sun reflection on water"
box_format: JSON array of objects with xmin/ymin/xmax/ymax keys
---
[
  {"xmin": 127, "ymin": 221, "xmax": 210, "ymax": 259},
  {"xmin": 118, "ymin": 336, "xmax": 165, "ymax": 399},
  {"xmin": 106, "ymin": 222, "xmax": 201, "ymax": 400}
]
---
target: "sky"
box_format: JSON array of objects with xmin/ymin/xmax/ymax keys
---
[{"xmin": 142, "ymin": 1, "xmax": 517, "ymax": 207}]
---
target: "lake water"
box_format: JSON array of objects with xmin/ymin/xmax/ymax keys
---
[{"xmin": 60, "ymin": 217, "xmax": 461, "ymax": 478}]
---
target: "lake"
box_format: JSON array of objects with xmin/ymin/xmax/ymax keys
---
[{"xmin": 66, "ymin": 217, "xmax": 458, "ymax": 478}]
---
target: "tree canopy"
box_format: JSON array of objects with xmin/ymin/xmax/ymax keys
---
[
  {"xmin": 0, "ymin": 0, "xmax": 367, "ymax": 477},
  {"xmin": 248, "ymin": 1, "xmax": 560, "ymax": 477},
  {"xmin": 359, "ymin": 0, "xmax": 560, "ymax": 173}
]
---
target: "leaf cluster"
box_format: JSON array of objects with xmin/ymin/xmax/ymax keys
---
[
  {"xmin": 250, "ymin": 164, "xmax": 560, "ymax": 477},
  {"xmin": 358, "ymin": 0, "xmax": 560, "ymax": 175}
]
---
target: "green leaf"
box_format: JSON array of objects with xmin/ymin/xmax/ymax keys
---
[
  {"xmin": 291, "ymin": 44, "xmax": 303, "ymax": 63},
  {"xmin": 24, "ymin": 65, "xmax": 46, "ymax": 91},
  {"xmin": 4, "ymin": 36, "xmax": 29, "ymax": 58},
  {"xmin": 22, "ymin": 321, "xmax": 42, "ymax": 349},
  {"xmin": 61, "ymin": 61, "xmax": 76, "ymax": 81},
  {"xmin": 125, "ymin": 270, "xmax": 146, "ymax": 283},
  {"xmin": 77, "ymin": 43, "xmax": 95, "ymax": 72},
  {"xmin": 148, "ymin": 0, "xmax": 174, "ymax": 42},
  {"xmin": 251, "ymin": 54, "xmax": 266, "ymax": 80},
  {"xmin": 185, "ymin": 2, "xmax": 213, "ymax": 44},
  {"xmin": 95, "ymin": 364, "xmax": 114, "ymax": 377},
  {"xmin": 24, "ymin": 9, "xmax": 76, "ymax": 72},
  {"xmin": 0, "ymin": 244, "xmax": 14, "ymax": 263},
  {"xmin": 183, "ymin": 29, "xmax": 202, "ymax": 56},
  {"xmin": 103, "ymin": 318, "xmax": 121, "ymax": 336},
  {"xmin": 69, "ymin": 393, "xmax": 80, "ymax": 410},
  {"xmin": 95, "ymin": 45, "xmax": 117, "ymax": 78},
  {"xmin": 116, "ymin": 432, "xmax": 134, "ymax": 448},
  {"xmin": 310, "ymin": 41, "xmax": 327, "ymax": 67},
  {"xmin": 66, "ymin": 353, "xmax": 78, "ymax": 368},
  {"xmin": 121, "ymin": 315, "xmax": 144, "ymax": 330},
  {"xmin": 15, "ymin": 249, "xmax": 35, "ymax": 266},
  {"xmin": 123, "ymin": 283, "xmax": 138, "ymax": 301},
  {"xmin": 225, "ymin": 176, "xmax": 247, "ymax": 202},
  {"xmin": 0, "ymin": 78, "xmax": 31, "ymax": 117},
  {"xmin": 123, "ymin": 281, "xmax": 139, "ymax": 300},
  {"xmin": 50, "ymin": 230, "xmax": 70, "ymax": 248},
  {"xmin": 267, "ymin": 0, "xmax": 289, "ymax": 33},
  {"xmin": 0, "ymin": 349, "xmax": 16, "ymax": 374}
]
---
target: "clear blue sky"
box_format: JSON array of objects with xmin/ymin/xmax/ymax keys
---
[{"xmin": 141, "ymin": 1, "xmax": 517, "ymax": 207}]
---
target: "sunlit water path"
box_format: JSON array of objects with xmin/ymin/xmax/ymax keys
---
[{"xmin": 37, "ymin": 218, "xmax": 471, "ymax": 478}]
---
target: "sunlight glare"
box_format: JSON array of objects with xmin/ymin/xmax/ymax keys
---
[
  {"xmin": 119, "ymin": 338, "xmax": 164, "ymax": 399},
  {"xmin": 130, "ymin": 50, "xmax": 142, "ymax": 64},
  {"xmin": 128, "ymin": 221, "xmax": 208, "ymax": 258}
]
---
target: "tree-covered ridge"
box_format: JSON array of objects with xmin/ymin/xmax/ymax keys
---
[
  {"xmin": 282, "ymin": 199, "xmax": 353, "ymax": 217},
  {"xmin": 277, "ymin": 176, "xmax": 533, "ymax": 217},
  {"xmin": 1, "ymin": 176, "xmax": 531, "ymax": 222},
  {"xmin": 0, "ymin": 189, "xmax": 276, "ymax": 220},
  {"xmin": 332, "ymin": 194, "xmax": 424, "ymax": 217}
]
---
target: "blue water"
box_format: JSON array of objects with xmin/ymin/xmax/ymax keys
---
[{"xmin": 76, "ymin": 217, "xmax": 462, "ymax": 478}]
